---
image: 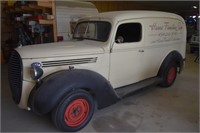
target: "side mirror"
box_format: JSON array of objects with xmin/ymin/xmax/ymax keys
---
[{"xmin": 115, "ymin": 36, "xmax": 124, "ymax": 44}]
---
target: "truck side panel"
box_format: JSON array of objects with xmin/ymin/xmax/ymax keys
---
[{"xmin": 142, "ymin": 18, "xmax": 186, "ymax": 79}]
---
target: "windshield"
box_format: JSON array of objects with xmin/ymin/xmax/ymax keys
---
[{"xmin": 73, "ymin": 21, "xmax": 111, "ymax": 42}]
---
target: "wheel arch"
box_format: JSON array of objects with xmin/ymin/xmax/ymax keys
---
[
  {"xmin": 28, "ymin": 69, "xmax": 119, "ymax": 115},
  {"xmin": 157, "ymin": 50, "xmax": 184, "ymax": 77}
]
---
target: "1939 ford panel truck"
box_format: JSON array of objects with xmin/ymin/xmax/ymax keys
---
[{"xmin": 8, "ymin": 11, "xmax": 186, "ymax": 132}]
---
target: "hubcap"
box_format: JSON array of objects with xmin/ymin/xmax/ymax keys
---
[
  {"xmin": 64, "ymin": 98, "xmax": 90, "ymax": 127},
  {"xmin": 167, "ymin": 67, "xmax": 176, "ymax": 84}
]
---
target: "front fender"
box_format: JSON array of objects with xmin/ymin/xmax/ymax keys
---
[{"xmin": 28, "ymin": 69, "xmax": 120, "ymax": 115}]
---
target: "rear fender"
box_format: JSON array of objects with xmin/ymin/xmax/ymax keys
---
[
  {"xmin": 28, "ymin": 69, "xmax": 119, "ymax": 115},
  {"xmin": 158, "ymin": 50, "xmax": 184, "ymax": 77}
]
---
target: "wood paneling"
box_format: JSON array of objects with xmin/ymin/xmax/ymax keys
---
[{"xmin": 1, "ymin": 3, "xmax": 16, "ymax": 42}]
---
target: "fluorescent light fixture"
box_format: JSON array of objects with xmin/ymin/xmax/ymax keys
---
[
  {"xmin": 193, "ymin": 16, "xmax": 196, "ymax": 18},
  {"xmin": 198, "ymin": 16, "xmax": 200, "ymax": 18},
  {"xmin": 193, "ymin": 6, "xmax": 197, "ymax": 9}
]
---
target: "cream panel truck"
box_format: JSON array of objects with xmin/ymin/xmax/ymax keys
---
[{"xmin": 8, "ymin": 11, "xmax": 186, "ymax": 132}]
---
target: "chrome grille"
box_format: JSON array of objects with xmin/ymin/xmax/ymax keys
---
[
  {"xmin": 42, "ymin": 57, "xmax": 98, "ymax": 67},
  {"xmin": 8, "ymin": 50, "xmax": 23, "ymax": 104}
]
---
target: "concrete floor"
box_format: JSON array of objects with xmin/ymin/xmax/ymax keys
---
[{"xmin": 1, "ymin": 53, "xmax": 199, "ymax": 132}]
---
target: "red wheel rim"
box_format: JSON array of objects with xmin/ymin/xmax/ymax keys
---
[
  {"xmin": 167, "ymin": 67, "xmax": 176, "ymax": 84},
  {"xmin": 64, "ymin": 98, "xmax": 90, "ymax": 127}
]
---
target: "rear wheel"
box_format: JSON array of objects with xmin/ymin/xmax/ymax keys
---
[
  {"xmin": 52, "ymin": 90, "xmax": 94, "ymax": 132},
  {"xmin": 160, "ymin": 63, "xmax": 177, "ymax": 87}
]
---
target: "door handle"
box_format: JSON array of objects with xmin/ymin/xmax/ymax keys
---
[{"xmin": 138, "ymin": 50, "xmax": 144, "ymax": 52}]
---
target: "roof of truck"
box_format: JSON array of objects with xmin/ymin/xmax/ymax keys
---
[{"xmin": 81, "ymin": 11, "xmax": 184, "ymax": 23}]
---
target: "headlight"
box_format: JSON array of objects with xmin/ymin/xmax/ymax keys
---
[{"xmin": 30, "ymin": 62, "xmax": 43, "ymax": 80}]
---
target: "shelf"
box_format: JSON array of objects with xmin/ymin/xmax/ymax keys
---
[
  {"xmin": 7, "ymin": 7, "xmax": 34, "ymax": 14},
  {"xmin": 3, "ymin": 0, "xmax": 57, "ymax": 42},
  {"xmin": 39, "ymin": 19, "xmax": 53, "ymax": 25},
  {"xmin": 28, "ymin": 2, "xmax": 52, "ymax": 10},
  {"xmin": 28, "ymin": 4, "xmax": 46, "ymax": 10},
  {"xmin": 37, "ymin": 1, "xmax": 52, "ymax": 8},
  {"xmin": 21, "ymin": 5, "xmax": 35, "ymax": 11}
]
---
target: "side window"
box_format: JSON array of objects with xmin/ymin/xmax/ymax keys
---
[{"xmin": 115, "ymin": 23, "xmax": 142, "ymax": 43}]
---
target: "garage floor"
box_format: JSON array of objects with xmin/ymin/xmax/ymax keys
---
[{"xmin": 1, "ymin": 53, "xmax": 199, "ymax": 132}]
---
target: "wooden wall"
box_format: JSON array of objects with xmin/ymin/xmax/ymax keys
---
[
  {"xmin": 1, "ymin": 2, "xmax": 16, "ymax": 64},
  {"xmin": 1, "ymin": 2, "xmax": 16, "ymax": 44},
  {"xmin": 91, "ymin": 1, "xmax": 157, "ymax": 12}
]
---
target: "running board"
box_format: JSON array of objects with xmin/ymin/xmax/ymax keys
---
[{"xmin": 115, "ymin": 77, "xmax": 162, "ymax": 98}]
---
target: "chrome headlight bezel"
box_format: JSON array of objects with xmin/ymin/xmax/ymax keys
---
[{"xmin": 30, "ymin": 62, "xmax": 43, "ymax": 80}]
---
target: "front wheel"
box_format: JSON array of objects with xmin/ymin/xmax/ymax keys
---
[
  {"xmin": 52, "ymin": 90, "xmax": 94, "ymax": 132},
  {"xmin": 159, "ymin": 63, "xmax": 177, "ymax": 87}
]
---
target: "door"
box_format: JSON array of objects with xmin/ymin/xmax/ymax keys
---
[{"xmin": 109, "ymin": 21, "xmax": 145, "ymax": 88}]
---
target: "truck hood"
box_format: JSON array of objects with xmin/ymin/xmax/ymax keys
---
[{"xmin": 16, "ymin": 40, "xmax": 105, "ymax": 59}]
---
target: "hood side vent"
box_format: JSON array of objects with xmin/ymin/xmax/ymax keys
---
[{"xmin": 42, "ymin": 57, "xmax": 97, "ymax": 68}]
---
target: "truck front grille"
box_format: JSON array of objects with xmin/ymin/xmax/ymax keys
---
[{"xmin": 8, "ymin": 50, "xmax": 23, "ymax": 104}]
